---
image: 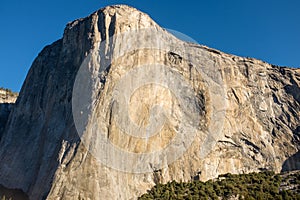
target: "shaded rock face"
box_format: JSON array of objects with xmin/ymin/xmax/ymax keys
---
[
  {"xmin": 0, "ymin": 103, "xmax": 13, "ymax": 137},
  {"xmin": 282, "ymin": 151, "xmax": 300, "ymax": 172},
  {"xmin": 0, "ymin": 5, "xmax": 299, "ymax": 200}
]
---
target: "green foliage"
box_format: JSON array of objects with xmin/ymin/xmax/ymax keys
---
[{"xmin": 138, "ymin": 171, "xmax": 300, "ymax": 200}]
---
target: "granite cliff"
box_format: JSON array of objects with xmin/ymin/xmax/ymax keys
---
[{"xmin": 0, "ymin": 5, "xmax": 299, "ymax": 200}]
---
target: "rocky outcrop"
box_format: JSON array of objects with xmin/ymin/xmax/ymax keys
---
[
  {"xmin": 0, "ymin": 5, "xmax": 299, "ymax": 200},
  {"xmin": 0, "ymin": 88, "xmax": 18, "ymax": 104},
  {"xmin": 0, "ymin": 88, "xmax": 18, "ymax": 137}
]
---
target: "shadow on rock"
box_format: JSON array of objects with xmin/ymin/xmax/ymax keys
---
[
  {"xmin": 282, "ymin": 151, "xmax": 300, "ymax": 172},
  {"xmin": 0, "ymin": 103, "xmax": 14, "ymax": 138}
]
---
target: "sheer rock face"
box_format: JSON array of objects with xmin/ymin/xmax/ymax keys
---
[{"xmin": 0, "ymin": 5, "xmax": 299, "ymax": 200}]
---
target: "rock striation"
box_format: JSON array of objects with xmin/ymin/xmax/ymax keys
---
[{"xmin": 0, "ymin": 5, "xmax": 299, "ymax": 200}]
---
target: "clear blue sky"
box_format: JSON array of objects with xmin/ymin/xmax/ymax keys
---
[{"xmin": 0, "ymin": 0, "xmax": 299, "ymax": 92}]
